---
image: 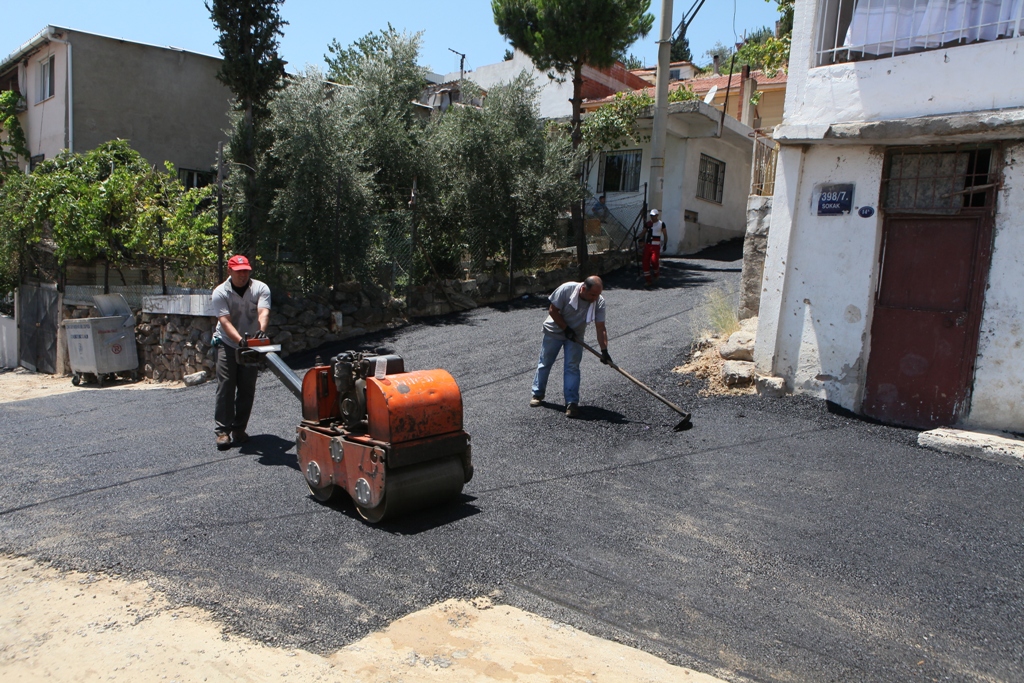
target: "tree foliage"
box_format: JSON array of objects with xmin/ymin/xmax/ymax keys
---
[
  {"xmin": 492, "ymin": 0, "xmax": 653, "ymax": 272},
  {"xmin": 420, "ymin": 74, "xmax": 581, "ymax": 274},
  {"xmin": 345, "ymin": 27, "xmax": 429, "ymax": 210},
  {"xmin": 671, "ymin": 31, "xmax": 692, "ymax": 63},
  {"xmin": 0, "ymin": 140, "xmax": 221, "ymax": 296},
  {"xmin": 701, "ymin": 0, "xmax": 792, "ymax": 76},
  {"xmin": 206, "ymin": 0, "xmax": 288, "ymax": 256},
  {"xmin": 262, "ymin": 68, "xmax": 373, "ymax": 287},
  {"xmin": 0, "ymin": 91, "xmax": 29, "ymax": 177}
]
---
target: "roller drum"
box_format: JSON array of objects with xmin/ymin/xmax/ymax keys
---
[{"xmin": 357, "ymin": 456, "xmax": 466, "ymax": 523}]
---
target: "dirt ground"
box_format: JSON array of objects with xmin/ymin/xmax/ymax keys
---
[
  {"xmin": 671, "ymin": 335, "xmax": 756, "ymax": 397},
  {"xmin": 0, "ymin": 555, "xmax": 723, "ymax": 683},
  {"xmin": 0, "ymin": 368, "xmax": 725, "ymax": 683},
  {"xmin": 0, "ymin": 366, "xmax": 177, "ymax": 404}
]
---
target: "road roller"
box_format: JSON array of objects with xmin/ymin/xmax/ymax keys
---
[{"xmin": 238, "ymin": 337, "xmax": 473, "ymax": 523}]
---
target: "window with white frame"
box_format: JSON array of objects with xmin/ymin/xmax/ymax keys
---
[
  {"xmin": 598, "ymin": 149, "xmax": 642, "ymax": 193},
  {"xmin": 37, "ymin": 55, "xmax": 55, "ymax": 103},
  {"xmin": 816, "ymin": 0, "xmax": 1024, "ymax": 66},
  {"xmin": 697, "ymin": 154, "xmax": 726, "ymax": 203}
]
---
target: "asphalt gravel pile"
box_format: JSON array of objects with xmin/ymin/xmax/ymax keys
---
[{"xmin": 2, "ymin": 248, "xmax": 1022, "ymax": 682}]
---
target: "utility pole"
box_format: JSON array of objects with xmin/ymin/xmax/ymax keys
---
[
  {"xmin": 216, "ymin": 142, "xmax": 225, "ymax": 282},
  {"xmin": 448, "ymin": 48, "xmax": 466, "ymax": 80},
  {"xmin": 648, "ymin": 0, "xmax": 674, "ymax": 214}
]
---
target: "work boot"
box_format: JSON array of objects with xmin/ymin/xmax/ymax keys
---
[
  {"xmin": 529, "ymin": 395, "xmax": 543, "ymax": 407},
  {"xmin": 231, "ymin": 430, "xmax": 249, "ymax": 445},
  {"xmin": 216, "ymin": 433, "xmax": 231, "ymax": 450},
  {"xmin": 565, "ymin": 403, "xmax": 580, "ymax": 418}
]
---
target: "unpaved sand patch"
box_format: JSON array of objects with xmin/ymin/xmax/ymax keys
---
[
  {"xmin": 0, "ymin": 367, "xmax": 178, "ymax": 404},
  {"xmin": 0, "ymin": 555, "xmax": 726, "ymax": 682},
  {"xmin": 672, "ymin": 336, "xmax": 755, "ymax": 397}
]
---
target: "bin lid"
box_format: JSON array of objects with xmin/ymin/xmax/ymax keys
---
[{"xmin": 93, "ymin": 293, "xmax": 133, "ymax": 318}]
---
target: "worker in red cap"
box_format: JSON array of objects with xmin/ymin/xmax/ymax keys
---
[
  {"xmin": 210, "ymin": 255, "xmax": 272, "ymax": 449},
  {"xmin": 642, "ymin": 209, "xmax": 667, "ymax": 287}
]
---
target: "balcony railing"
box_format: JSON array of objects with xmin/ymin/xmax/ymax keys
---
[
  {"xmin": 816, "ymin": 0, "xmax": 1024, "ymax": 65},
  {"xmin": 751, "ymin": 132, "xmax": 779, "ymax": 197}
]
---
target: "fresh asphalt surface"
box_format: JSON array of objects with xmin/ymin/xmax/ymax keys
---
[{"xmin": 2, "ymin": 245, "xmax": 1022, "ymax": 682}]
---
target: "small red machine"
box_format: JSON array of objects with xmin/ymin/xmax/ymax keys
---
[{"xmin": 238, "ymin": 338, "xmax": 473, "ymax": 523}]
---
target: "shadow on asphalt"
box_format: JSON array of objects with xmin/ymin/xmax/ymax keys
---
[
  {"xmin": 314, "ymin": 491, "xmax": 480, "ymax": 535},
  {"xmin": 241, "ymin": 435, "xmax": 299, "ymax": 471},
  {"xmin": 290, "ymin": 240, "xmax": 745, "ymax": 364},
  {"xmin": 533, "ymin": 400, "xmax": 633, "ymax": 425}
]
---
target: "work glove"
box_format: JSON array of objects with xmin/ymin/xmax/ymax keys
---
[
  {"xmin": 254, "ymin": 330, "xmax": 268, "ymax": 339},
  {"xmin": 601, "ymin": 348, "xmax": 613, "ymax": 365},
  {"xmin": 563, "ymin": 327, "xmax": 577, "ymax": 342}
]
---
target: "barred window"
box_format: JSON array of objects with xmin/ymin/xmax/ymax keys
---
[
  {"xmin": 697, "ymin": 154, "xmax": 726, "ymax": 204},
  {"xmin": 882, "ymin": 146, "xmax": 993, "ymax": 214},
  {"xmin": 598, "ymin": 149, "xmax": 642, "ymax": 193},
  {"xmin": 817, "ymin": 0, "xmax": 1024, "ymax": 66}
]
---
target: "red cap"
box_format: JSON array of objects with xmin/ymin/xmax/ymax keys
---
[{"xmin": 227, "ymin": 255, "xmax": 252, "ymax": 271}]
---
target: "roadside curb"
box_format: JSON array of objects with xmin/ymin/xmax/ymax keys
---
[{"xmin": 918, "ymin": 427, "xmax": 1024, "ymax": 467}]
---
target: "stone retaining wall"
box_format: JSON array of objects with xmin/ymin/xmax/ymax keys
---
[{"xmin": 62, "ymin": 250, "xmax": 634, "ymax": 381}]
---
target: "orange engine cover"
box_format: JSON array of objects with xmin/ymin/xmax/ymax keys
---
[{"xmin": 365, "ymin": 369, "xmax": 463, "ymax": 444}]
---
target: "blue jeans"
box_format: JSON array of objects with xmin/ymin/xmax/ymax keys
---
[{"xmin": 532, "ymin": 333, "xmax": 584, "ymax": 405}]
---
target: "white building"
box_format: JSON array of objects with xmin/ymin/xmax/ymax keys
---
[
  {"xmin": 755, "ymin": 0, "xmax": 1024, "ymax": 431},
  {"xmin": 581, "ymin": 100, "xmax": 754, "ymax": 255},
  {"xmin": 443, "ymin": 49, "xmax": 649, "ymax": 119}
]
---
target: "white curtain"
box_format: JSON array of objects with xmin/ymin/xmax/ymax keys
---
[{"xmin": 845, "ymin": 0, "xmax": 1024, "ymax": 54}]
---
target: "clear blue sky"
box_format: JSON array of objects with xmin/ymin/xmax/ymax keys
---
[{"xmin": 2, "ymin": 1, "xmax": 781, "ymax": 77}]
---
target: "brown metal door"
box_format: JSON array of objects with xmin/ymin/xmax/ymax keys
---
[{"xmin": 863, "ymin": 211, "xmax": 991, "ymax": 428}]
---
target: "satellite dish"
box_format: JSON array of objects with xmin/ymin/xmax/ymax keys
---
[{"xmin": 703, "ymin": 85, "xmax": 718, "ymax": 105}]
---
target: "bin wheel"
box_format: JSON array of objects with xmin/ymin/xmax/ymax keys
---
[
  {"xmin": 96, "ymin": 374, "xmax": 105, "ymax": 388},
  {"xmin": 130, "ymin": 370, "xmax": 139, "ymax": 382},
  {"xmin": 71, "ymin": 374, "xmax": 81, "ymax": 387}
]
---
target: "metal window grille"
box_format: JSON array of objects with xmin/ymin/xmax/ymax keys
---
[
  {"xmin": 751, "ymin": 132, "xmax": 779, "ymax": 197},
  {"xmin": 598, "ymin": 149, "xmax": 642, "ymax": 193},
  {"xmin": 881, "ymin": 145, "xmax": 994, "ymax": 214},
  {"xmin": 697, "ymin": 153, "xmax": 726, "ymax": 204},
  {"xmin": 816, "ymin": 0, "xmax": 1024, "ymax": 66}
]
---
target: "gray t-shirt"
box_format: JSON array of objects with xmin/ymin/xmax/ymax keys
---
[
  {"xmin": 542, "ymin": 281, "xmax": 606, "ymax": 340},
  {"xmin": 211, "ymin": 278, "xmax": 272, "ymax": 348}
]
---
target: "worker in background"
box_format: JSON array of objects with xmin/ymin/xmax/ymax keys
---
[
  {"xmin": 642, "ymin": 208, "xmax": 667, "ymax": 287},
  {"xmin": 211, "ymin": 255, "xmax": 271, "ymax": 449},
  {"xmin": 530, "ymin": 276, "xmax": 611, "ymax": 418}
]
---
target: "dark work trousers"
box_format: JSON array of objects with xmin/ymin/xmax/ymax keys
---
[{"xmin": 215, "ymin": 345, "xmax": 259, "ymax": 435}]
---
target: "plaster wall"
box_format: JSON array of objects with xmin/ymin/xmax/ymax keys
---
[
  {"xmin": 756, "ymin": 144, "xmax": 884, "ymax": 408},
  {"xmin": 787, "ymin": 0, "xmax": 1024, "ymax": 127},
  {"xmin": 965, "ymin": 142, "xmax": 1024, "ymax": 430},
  {"xmin": 70, "ymin": 31, "xmax": 231, "ymax": 171},
  {"xmin": 449, "ymin": 51, "xmax": 576, "ymax": 119},
  {"xmin": 674, "ymin": 136, "xmax": 751, "ymax": 254},
  {"xmin": 19, "ymin": 40, "xmax": 69, "ymax": 162},
  {"xmin": 584, "ymin": 128, "xmax": 751, "ymax": 255}
]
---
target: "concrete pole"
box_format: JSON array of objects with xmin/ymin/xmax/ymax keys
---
[{"xmin": 648, "ymin": 0, "xmax": 674, "ymax": 214}]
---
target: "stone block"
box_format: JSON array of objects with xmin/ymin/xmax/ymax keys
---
[
  {"xmin": 721, "ymin": 360, "xmax": 756, "ymax": 387},
  {"xmin": 756, "ymin": 375, "xmax": 787, "ymax": 397},
  {"xmin": 719, "ymin": 330, "xmax": 755, "ymax": 361}
]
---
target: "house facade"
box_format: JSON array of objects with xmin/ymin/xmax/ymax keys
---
[
  {"xmin": 582, "ymin": 86, "xmax": 757, "ymax": 255},
  {"xmin": 755, "ymin": 0, "xmax": 1024, "ymax": 431},
  {"xmin": 0, "ymin": 26, "xmax": 232, "ymax": 181},
  {"xmin": 443, "ymin": 49, "xmax": 649, "ymax": 119}
]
